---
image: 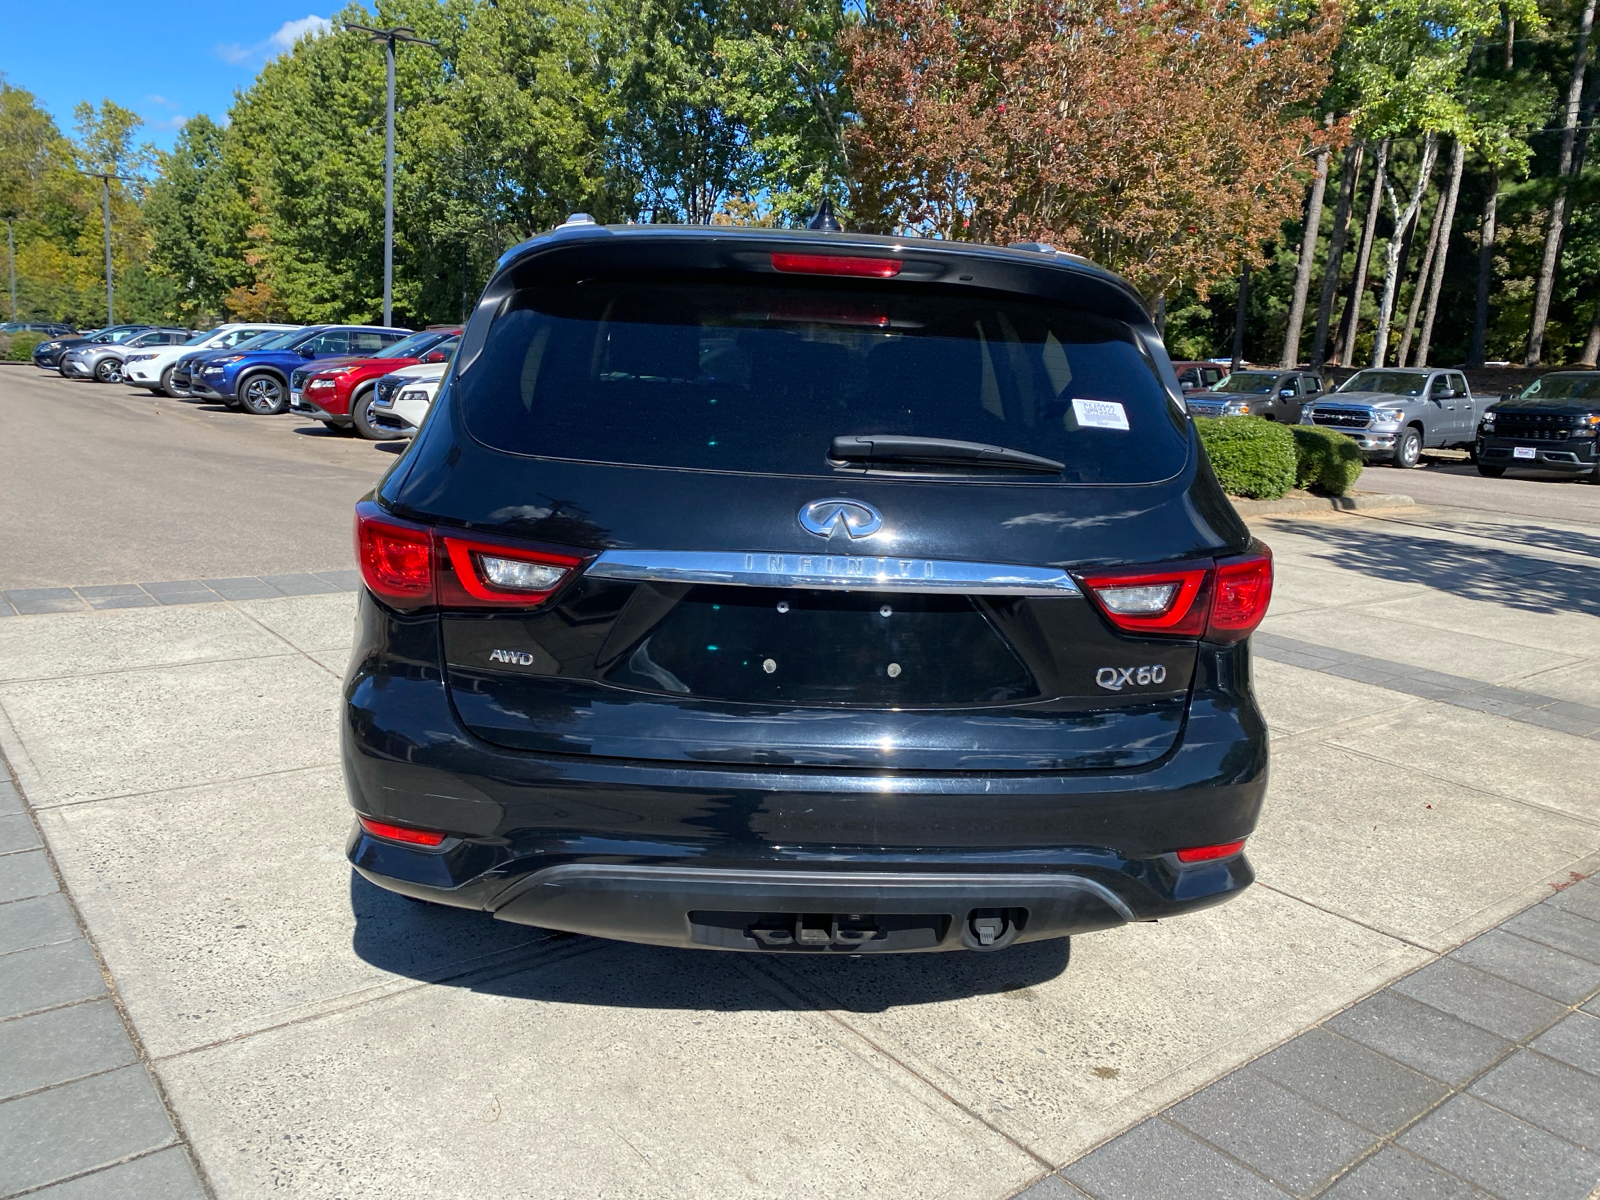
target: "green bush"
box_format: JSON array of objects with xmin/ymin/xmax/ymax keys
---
[
  {"xmin": 1290, "ymin": 425, "xmax": 1364, "ymax": 496},
  {"xmin": 2, "ymin": 332, "xmax": 45, "ymax": 362},
  {"xmin": 1194, "ymin": 416, "xmax": 1296, "ymax": 499}
]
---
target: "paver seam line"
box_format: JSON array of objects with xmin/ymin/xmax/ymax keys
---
[
  {"xmin": 0, "ymin": 749, "xmax": 218, "ymax": 1200},
  {"xmin": 227, "ymin": 595, "xmax": 350, "ymax": 682},
  {"xmin": 0, "ymin": 649, "xmax": 305, "ymax": 688},
  {"xmin": 1051, "ymin": 886, "xmax": 1600, "ymax": 1200},
  {"xmin": 0, "ymin": 993, "xmax": 112, "ymax": 1028},
  {"xmin": 1349, "ymin": 508, "xmax": 1600, "ymax": 562},
  {"xmin": 0, "ymin": 1144, "xmax": 188, "ymax": 1200},
  {"xmin": 21, "ymin": 762, "xmax": 339, "ymax": 814},
  {"xmin": 1252, "ymin": 881, "xmax": 1441, "ymax": 955},
  {"xmin": 147, "ymin": 934, "xmax": 603, "ymax": 1066},
  {"xmin": 1314, "ymin": 736, "xmax": 1600, "ymax": 833},
  {"xmin": 731, "ymin": 952, "xmax": 1058, "ymax": 1172},
  {"xmin": 1255, "ymin": 638, "xmax": 1599, "ymax": 729},
  {"xmin": 1264, "ymin": 506, "xmax": 1600, "ymax": 561}
]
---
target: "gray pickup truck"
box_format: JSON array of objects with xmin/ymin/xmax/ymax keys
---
[{"xmin": 1298, "ymin": 367, "xmax": 1488, "ymax": 468}]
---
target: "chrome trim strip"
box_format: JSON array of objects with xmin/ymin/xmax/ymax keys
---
[{"xmin": 587, "ymin": 549, "xmax": 1081, "ymax": 596}]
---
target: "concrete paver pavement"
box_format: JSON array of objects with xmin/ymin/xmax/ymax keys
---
[{"xmin": 3, "ymin": 361, "xmax": 1600, "ymax": 1198}]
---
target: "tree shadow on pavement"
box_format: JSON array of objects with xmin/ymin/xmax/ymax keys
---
[
  {"xmin": 1279, "ymin": 517, "xmax": 1600, "ymax": 616},
  {"xmin": 349, "ymin": 872, "xmax": 1074, "ymax": 1012}
]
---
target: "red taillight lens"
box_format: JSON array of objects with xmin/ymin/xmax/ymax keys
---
[
  {"xmin": 1175, "ymin": 839, "xmax": 1247, "ymax": 863},
  {"xmin": 770, "ymin": 252, "xmax": 902, "ymax": 278},
  {"xmin": 354, "ymin": 501, "xmax": 589, "ymax": 612},
  {"xmin": 1209, "ymin": 545, "xmax": 1273, "ymax": 642},
  {"xmin": 439, "ymin": 536, "xmax": 585, "ymax": 607},
  {"xmin": 1079, "ymin": 566, "xmax": 1209, "ymax": 636},
  {"xmin": 355, "ymin": 503, "xmax": 433, "ymax": 608},
  {"xmin": 1079, "ymin": 542, "xmax": 1272, "ymax": 643},
  {"xmin": 358, "ymin": 815, "xmax": 447, "ymax": 847}
]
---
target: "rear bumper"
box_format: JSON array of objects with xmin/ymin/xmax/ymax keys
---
[
  {"xmin": 341, "ymin": 597, "xmax": 1268, "ymax": 952},
  {"xmin": 351, "ymin": 854, "xmax": 1252, "ymax": 951}
]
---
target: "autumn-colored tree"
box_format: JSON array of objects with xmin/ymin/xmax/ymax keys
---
[{"xmin": 844, "ymin": 0, "xmax": 1342, "ymax": 300}]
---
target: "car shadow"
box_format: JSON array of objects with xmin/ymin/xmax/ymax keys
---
[
  {"xmin": 375, "ymin": 441, "xmax": 407, "ymax": 455},
  {"xmin": 1274, "ymin": 515, "xmax": 1600, "ymax": 615},
  {"xmin": 292, "ymin": 424, "xmax": 352, "ymax": 438},
  {"xmin": 348, "ymin": 871, "xmax": 1074, "ymax": 1012}
]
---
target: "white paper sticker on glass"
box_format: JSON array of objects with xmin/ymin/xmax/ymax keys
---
[{"xmin": 1071, "ymin": 398, "xmax": 1131, "ymax": 431}]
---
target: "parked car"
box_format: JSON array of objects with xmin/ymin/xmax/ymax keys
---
[
  {"xmin": 1172, "ymin": 360, "xmax": 1226, "ymax": 392},
  {"xmin": 1299, "ymin": 367, "xmax": 1485, "ymax": 468},
  {"xmin": 1476, "ymin": 370, "xmax": 1600, "ymax": 481},
  {"xmin": 166, "ymin": 330, "xmax": 288, "ymax": 398},
  {"xmin": 1186, "ymin": 369, "xmax": 1324, "ymax": 423},
  {"xmin": 122, "ymin": 323, "xmax": 298, "ymax": 397},
  {"xmin": 0, "ymin": 321, "xmax": 75, "ymax": 337},
  {"xmin": 188, "ymin": 325, "xmax": 412, "ymax": 414},
  {"xmin": 291, "ymin": 328, "xmax": 459, "ymax": 437},
  {"xmin": 31, "ymin": 325, "xmax": 153, "ymax": 370},
  {"xmin": 59, "ymin": 328, "xmax": 192, "ymax": 382},
  {"xmin": 365, "ymin": 361, "xmax": 449, "ymax": 438},
  {"xmin": 344, "ymin": 219, "xmax": 1273, "ymax": 956}
]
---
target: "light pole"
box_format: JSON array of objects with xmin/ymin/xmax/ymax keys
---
[
  {"xmin": 344, "ymin": 23, "xmax": 441, "ymax": 328},
  {"xmin": 76, "ymin": 171, "xmax": 140, "ymax": 326}
]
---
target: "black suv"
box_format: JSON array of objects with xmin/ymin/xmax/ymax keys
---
[
  {"xmin": 344, "ymin": 221, "xmax": 1273, "ymax": 954},
  {"xmin": 1478, "ymin": 371, "xmax": 1600, "ymax": 481}
]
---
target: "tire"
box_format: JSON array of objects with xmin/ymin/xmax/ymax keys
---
[
  {"xmin": 238, "ymin": 373, "xmax": 288, "ymax": 415},
  {"xmin": 350, "ymin": 388, "xmax": 400, "ymax": 440},
  {"xmin": 1393, "ymin": 426, "xmax": 1422, "ymax": 469},
  {"xmin": 158, "ymin": 366, "xmax": 177, "ymax": 397},
  {"xmin": 93, "ymin": 357, "xmax": 121, "ymax": 383},
  {"xmin": 1476, "ymin": 463, "xmax": 1506, "ymax": 478},
  {"xmin": 1587, "ymin": 462, "xmax": 1600, "ymax": 485}
]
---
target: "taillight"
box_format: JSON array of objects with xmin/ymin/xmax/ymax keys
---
[
  {"xmin": 1078, "ymin": 541, "xmax": 1272, "ymax": 642},
  {"xmin": 354, "ymin": 501, "xmax": 587, "ymax": 612},
  {"xmin": 357, "ymin": 815, "xmax": 447, "ymax": 847},
  {"xmin": 1175, "ymin": 839, "xmax": 1246, "ymax": 863},
  {"xmin": 1209, "ymin": 545, "xmax": 1273, "ymax": 642},
  {"xmin": 1079, "ymin": 565, "xmax": 1210, "ymax": 636},
  {"xmin": 438, "ymin": 536, "xmax": 584, "ymax": 607},
  {"xmin": 355, "ymin": 506, "xmax": 433, "ymax": 607},
  {"xmin": 770, "ymin": 252, "xmax": 902, "ymax": 278}
]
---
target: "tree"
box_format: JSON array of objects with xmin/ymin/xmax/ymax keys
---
[
  {"xmin": 144, "ymin": 115, "xmax": 255, "ymax": 322},
  {"xmin": 1281, "ymin": 115, "xmax": 1334, "ymax": 366},
  {"xmin": 1526, "ymin": 0, "xmax": 1597, "ymax": 364},
  {"xmin": 844, "ymin": 0, "xmax": 1341, "ymax": 300}
]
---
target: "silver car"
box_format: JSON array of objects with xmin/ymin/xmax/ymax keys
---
[{"xmin": 60, "ymin": 328, "xmax": 192, "ymax": 383}]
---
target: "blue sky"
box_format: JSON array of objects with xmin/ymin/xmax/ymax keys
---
[{"xmin": 2, "ymin": 2, "xmax": 339, "ymax": 151}]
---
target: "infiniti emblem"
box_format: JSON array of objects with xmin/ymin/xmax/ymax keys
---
[{"xmin": 798, "ymin": 498, "xmax": 883, "ymax": 540}]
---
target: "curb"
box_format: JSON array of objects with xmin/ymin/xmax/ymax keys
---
[{"xmin": 1229, "ymin": 490, "xmax": 1415, "ymax": 517}]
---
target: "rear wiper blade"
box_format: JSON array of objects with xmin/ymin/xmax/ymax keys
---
[{"xmin": 830, "ymin": 435, "xmax": 1064, "ymax": 474}]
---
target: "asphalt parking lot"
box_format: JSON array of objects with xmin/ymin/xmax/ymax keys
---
[{"xmin": 1, "ymin": 366, "xmax": 1598, "ymax": 1199}]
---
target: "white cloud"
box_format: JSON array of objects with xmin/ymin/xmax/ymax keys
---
[
  {"xmin": 213, "ymin": 15, "xmax": 331, "ymax": 66},
  {"xmin": 270, "ymin": 15, "xmax": 333, "ymax": 51}
]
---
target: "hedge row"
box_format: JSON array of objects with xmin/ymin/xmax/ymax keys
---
[
  {"xmin": 1194, "ymin": 416, "xmax": 1363, "ymax": 500},
  {"xmin": 0, "ymin": 333, "xmax": 45, "ymax": 362}
]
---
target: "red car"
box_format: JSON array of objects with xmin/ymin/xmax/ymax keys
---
[{"xmin": 290, "ymin": 328, "xmax": 460, "ymax": 438}]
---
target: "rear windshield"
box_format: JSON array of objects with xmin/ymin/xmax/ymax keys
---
[
  {"xmin": 457, "ymin": 279, "xmax": 1187, "ymax": 482},
  {"xmin": 1520, "ymin": 374, "xmax": 1600, "ymax": 401}
]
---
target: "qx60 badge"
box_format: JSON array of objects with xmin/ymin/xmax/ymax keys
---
[
  {"xmin": 1096, "ymin": 664, "xmax": 1168, "ymax": 691},
  {"xmin": 799, "ymin": 498, "xmax": 882, "ymax": 540}
]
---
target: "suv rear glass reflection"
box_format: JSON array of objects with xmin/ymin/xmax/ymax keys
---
[{"xmin": 458, "ymin": 279, "xmax": 1187, "ymax": 482}]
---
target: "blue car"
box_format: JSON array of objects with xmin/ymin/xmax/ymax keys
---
[{"xmin": 188, "ymin": 325, "xmax": 411, "ymax": 415}]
